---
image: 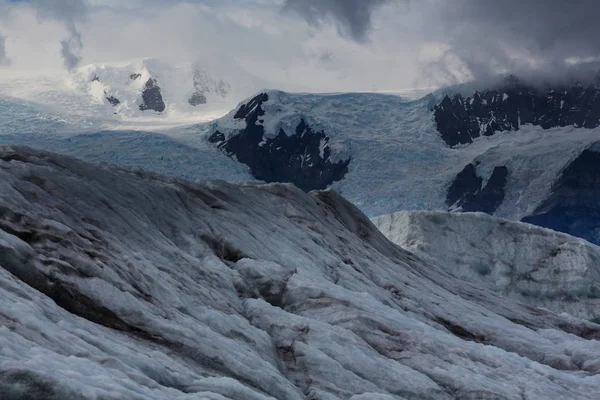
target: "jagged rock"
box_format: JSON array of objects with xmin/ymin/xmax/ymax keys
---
[
  {"xmin": 208, "ymin": 93, "xmax": 350, "ymax": 191},
  {"xmin": 104, "ymin": 93, "xmax": 120, "ymax": 106},
  {"xmin": 435, "ymin": 78, "xmax": 600, "ymax": 146},
  {"xmin": 446, "ymin": 163, "xmax": 508, "ymax": 214},
  {"xmin": 139, "ymin": 78, "xmax": 165, "ymax": 113}
]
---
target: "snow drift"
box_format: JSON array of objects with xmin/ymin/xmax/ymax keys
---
[
  {"xmin": 2, "ymin": 146, "xmax": 600, "ymax": 399},
  {"xmin": 373, "ymin": 210, "xmax": 600, "ymax": 321}
]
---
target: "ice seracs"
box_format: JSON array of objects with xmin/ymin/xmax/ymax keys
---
[
  {"xmin": 373, "ymin": 210, "xmax": 600, "ymax": 321},
  {"xmin": 2, "ymin": 146, "xmax": 600, "ymax": 399}
]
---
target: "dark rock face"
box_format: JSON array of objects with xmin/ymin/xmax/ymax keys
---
[
  {"xmin": 523, "ymin": 149, "xmax": 600, "ymax": 245},
  {"xmin": 105, "ymin": 93, "xmax": 120, "ymax": 106},
  {"xmin": 130, "ymin": 73, "xmax": 142, "ymax": 81},
  {"xmin": 188, "ymin": 91, "xmax": 207, "ymax": 106},
  {"xmin": 447, "ymin": 163, "xmax": 508, "ymax": 214},
  {"xmin": 435, "ymin": 77, "xmax": 600, "ymax": 147},
  {"xmin": 208, "ymin": 93, "xmax": 350, "ymax": 191},
  {"xmin": 139, "ymin": 78, "xmax": 166, "ymax": 113}
]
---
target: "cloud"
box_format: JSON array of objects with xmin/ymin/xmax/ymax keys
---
[
  {"xmin": 283, "ymin": 0, "xmax": 600, "ymax": 85},
  {"xmin": 0, "ymin": 34, "xmax": 9, "ymax": 66},
  {"xmin": 60, "ymin": 30, "xmax": 82, "ymax": 70},
  {"xmin": 425, "ymin": 0, "xmax": 600, "ymax": 83},
  {"xmin": 282, "ymin": 0, "xmax": 395, "ymax": 42},
  {"xmin": 31, "ymin": 0, "xmax": 88, "ymax": 70},
  {"xmin": 11, "ymin": 0, "xmax": 599, "ymax": 90}
]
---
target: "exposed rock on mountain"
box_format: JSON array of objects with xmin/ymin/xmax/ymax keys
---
[
  {"xmin": 435, "ymin": 76, "xmax": 600, "ymax": 146},
  {"xmin": 139, "ymin": 78, "xmax": 165, "ymax": 113},
  {"xmin": 446, "ymin": 163, "xmax": 508, "ymax": 214},
  {"xmin": 188, "ymin": 66, "xmax": 230, "ymax": 107},
  {"xmin": 104, "ymin": 93, "xmax": 120, "ymax": 106},
  {"xmin": 209, "ymin": 93, "xmax": 350, "ymax": 191},
  {"xmin": 3, "ymin": 146, "xmax": 600, "ymax": 399}
]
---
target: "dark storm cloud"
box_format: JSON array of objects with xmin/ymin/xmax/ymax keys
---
[
  {"xmin": 32, "ymin": 0, "xmax": 87, "ymax": 70},
  {"xmin": 285, "ymin": 0, "xmax": 600, "ymax": 83},
  {"xmin": 282, "ymin": 0, "xmax": 395, "ymax": 42},
  {"xmin": 434, "ymin": 0, "xmax": 600, "ymax": 82}
]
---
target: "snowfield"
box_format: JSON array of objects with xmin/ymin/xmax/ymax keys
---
[
  {"xmin": 373, "ymin": 210, "xmax": 600, "ymax": 321},
  {"xmin": 2, "ymin": 146, "xmax": 600, "ymax": 399}
]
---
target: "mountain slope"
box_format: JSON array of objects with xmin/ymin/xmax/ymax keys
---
[
  {"xmin": 2, "ymin": 147, "xmax": 600, "ymax": 399},
  {"xmin": 4, "ymin": 73, "xmax": 600, "ymax": 244},
  {"xmin": 373, "ymin": 210, "xmax": 600, "ymax": 321}
]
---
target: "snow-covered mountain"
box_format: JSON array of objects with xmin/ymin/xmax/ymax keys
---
[
  {"xmin": 373, "ymin": 210, "xmax": 600, "ymax": 321},
  {"xmin": 0, "ymin": 58, "xmax": 270, "ymax": 130},
  {"xmin": 70, "ymin": 59, "xmax": 249, "ymax": 116},
  {"xmin": 3, "ymin": 69, "xmax": 600, "ymax": 245},
  {"xmin": 434, "ymin": 74, "xmax": 600, "ymax": 147},
  {"xmin": 4, "ymin": 146, "xmax": 600, "ymax": 399},
  {"xmin": 205, "ymin": 79, "xmax": 600, "ymax": 245}
]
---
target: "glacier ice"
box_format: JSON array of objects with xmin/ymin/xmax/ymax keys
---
[
  {"xmin": 373, "ymin": 210, "xmax": 600, "ymax": 321},
  {"xmin": 1, "ymin": 146, "xmax": 600, "ymax": 399}
]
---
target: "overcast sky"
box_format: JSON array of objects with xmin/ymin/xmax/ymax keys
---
[{"xmin": 1, "ymin": 0, "xmax": 599, "ymax": 92}]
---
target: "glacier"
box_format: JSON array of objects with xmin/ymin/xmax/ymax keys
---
[
  {"xmin": 373, "ymin": 210, "xmax": 600, "ymax": 321},
  {"xmin": 2, "ymin": 146, "xmax": 600, "ymax": 399},
  {"xmin": 4, "ymin": 67, "xmax": 600, "ymax": 240}
]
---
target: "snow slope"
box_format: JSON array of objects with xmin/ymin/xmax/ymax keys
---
[
  {"xmin": 373, "ymin": 211, "xmax": 600, "ymax": 321},
  {"xmin": 2, "ymin": 146, "xmax": 600, "ymax": 399}
]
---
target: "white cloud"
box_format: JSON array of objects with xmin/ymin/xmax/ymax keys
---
[{"xmin": 0, "ymin": 0, "xmax": 447, "ymax": 91}]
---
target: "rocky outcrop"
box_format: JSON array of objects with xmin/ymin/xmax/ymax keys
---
[
  {"xmin": 139, "ymin": 78, "xmax": 165, "ymax": 113},
  {"xmin": 435, "ymin": 77, "xmax": 600, "ymax": 146},
  {"xmin": 208, "ymin": 93, "xmax": 350, "ymax": 191},
  {"xmin": 446, "ymin": 163, "xmax": 508, "ymax": 214},
  {"xmin": 105, "ymin": 93, "xmax": 120, "ymax": 106},
  {"xmin": 523, "ymin": 148, "xmax": 600, "ymax": 245}
]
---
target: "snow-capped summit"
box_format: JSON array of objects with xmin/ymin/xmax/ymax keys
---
[
  {"xmin": 69, "ymin": 58, "xmax": 265, "ymax": 118},
  {"xmin": 0, "ymin": 57, "xmax": 271, "ymax": 131}
]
